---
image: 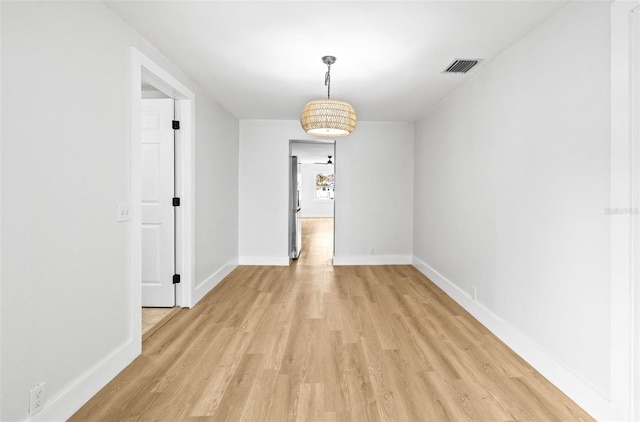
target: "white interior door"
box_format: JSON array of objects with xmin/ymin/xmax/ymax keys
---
[{"xmin": 141, "ymin": 98, "xmax": 175, "ymax": 307}]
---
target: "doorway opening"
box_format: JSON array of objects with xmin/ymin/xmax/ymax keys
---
[
  {"xmin": 139, "ymin": 92, "xmax": 179, "ymax": 339},
  {"xmin": 289, "ymin": 140, "xmax": 336, "ymax": 265},
  {"xmin": 129, "ymin": 47, "xmax": 195, "ymax": 350}
]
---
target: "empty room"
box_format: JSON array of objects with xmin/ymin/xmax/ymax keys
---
[{"xmin": 1, "ymin": 1, "xmax": 639, "ymax": 421}]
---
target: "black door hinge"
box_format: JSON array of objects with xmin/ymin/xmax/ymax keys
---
[
  {"xmin": 173, "ymin": 274, "xmax": 181, "ymax": 284},
  {"xmin": 172, "ymin": 197, "xmax": 180, "ymax": 207},
  {"xmin": 172, "ymin": 120, "xmax": 180, "ymax": 130}
]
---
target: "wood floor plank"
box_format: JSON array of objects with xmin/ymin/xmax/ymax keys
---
[
  {"xmin": 70, "ymin": 217, "xmax": 594, "ymax": 422},
  {"xmin": 343, "ymin": 342, "xmax": 380, "ymax": 422},
  {"xmin": 211, "ymin": 353, "xmax": 264, "ymax": 421},
  {"xmin": 360, "ymin": 335, "xmax": 404, "ymax": 422},
  {"xmin": 238, "ymin": 368, "xmax": 280, "ymax": 422},
  {"xmin": 322, "ymin": 330, "xmax": 350, "ymax": 415},
  {"xmin": 265, "ymin": 374, "xmax": 293, "ymax": 421},
  {"xmin": 188, "ymin": 331, "xmax": 252, "ymax": 417}
]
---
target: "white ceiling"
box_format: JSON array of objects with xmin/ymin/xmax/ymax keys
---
[{"xmin": 106, "ymin": 1, "xmax": 568, "ymax": 122}]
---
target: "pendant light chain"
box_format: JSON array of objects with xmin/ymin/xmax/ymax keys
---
[{"xmin": 325, "ymin": 63, "xmax": 331, "ymax": 99}]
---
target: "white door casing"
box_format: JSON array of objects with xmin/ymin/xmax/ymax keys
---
[{"xmin": 141, "ymin": 98, "xmax": 175, "ymax": 306}]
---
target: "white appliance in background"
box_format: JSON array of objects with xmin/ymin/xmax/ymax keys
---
[{"xmin": 290, "ymin": 156, "xmax": 302, "ymax": 259}]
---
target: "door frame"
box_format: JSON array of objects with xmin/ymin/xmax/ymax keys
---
[
  {"xmin": 611, "ymin": 2, "xmax": 640, "ymax": 420},
  {"xmin": 288, "ymin": 139, "xmax": 336, "ymax": 262},
  {"xmin": 630, "ymin": 6, "xmax": 640, "ymax": 419},
  {"xmin": 129, "ymin": 47, "xmax": 195, "ymax": 349}
]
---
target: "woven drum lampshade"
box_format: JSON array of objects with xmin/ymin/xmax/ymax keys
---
[
  {"xmin": 301, "ymin": 98, "xmax": 357, "ymax": 137},
  {"xmin": 300, "ymin": 56, "xmax": 357, "ymax": 137}
]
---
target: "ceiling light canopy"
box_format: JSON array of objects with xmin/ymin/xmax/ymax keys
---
[{"xmin": 301, "ymin": 56, "xmax": 357, "ymax": 137}]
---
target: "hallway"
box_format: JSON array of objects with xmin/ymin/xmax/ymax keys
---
[
  {"xmin": 71, "ymin": 218, "xmax": 593, "ymax": 421},
  {"xmin": 295, "ymin": 217, "xmax": 334, "ymax": 267}
]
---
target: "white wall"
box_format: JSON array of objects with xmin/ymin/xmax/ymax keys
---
[
  {"xmin": 333, "ymin": 122, "xmax": 414, "ymax": 265},
  {"xmin": 239, "ymin": 120, "xmax": 413, "ymax": 265},
  {"xmin": 1, "ymin": 2, "xmax": 238, "ymax": 420},
  {"xmin": 193, "ymin": 94, "xmax": 239, "ymax": 302},
  {"xmin": 300, "ymin": 163, "xmax": 334, "ymax": 218},
  {"xmin": 413, "ymin": 2, "xmax": 611, "ymax": 418},
  {"xmin": 238, "ymin": 120, "xmax": 298, "ymax": 264}
]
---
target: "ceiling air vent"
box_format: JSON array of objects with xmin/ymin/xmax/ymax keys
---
[{"xmin": 443, "ymin": 59, "xmax": 480, "ymax": 74}]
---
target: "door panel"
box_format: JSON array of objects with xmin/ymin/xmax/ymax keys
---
[
  {"xmin": 141, "ymin": 98, "xmax": 175, "ymax": 307},
  {"xmin": 141, "ymin": 225, "xmax": 161, "ymax": 281},
  {"xmin": 141, "ymin": 143, "xmax": 161, "ymax": 200}
]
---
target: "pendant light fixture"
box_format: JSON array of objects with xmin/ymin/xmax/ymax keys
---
[{"xmin": 300, "ymin": 56, "xmax": 357, "ymax": 137}]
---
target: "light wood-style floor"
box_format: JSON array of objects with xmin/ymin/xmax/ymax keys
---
[
  {"xmin": 142, "ymin": 307, "xmax": 181, "ymax": 342},
  {"xmin": 71, "ymin": 217, "xmax": 593, "ymax": 421}
]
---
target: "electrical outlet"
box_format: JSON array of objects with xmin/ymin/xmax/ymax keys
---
[
  {"xmin": 472, "ymin": 285, "xmax": 478, "ymax": 301},
  {"xmin": 369, "ymin": 247, "xmax": 375, "ymax": 255},
  {"xmin": 117, "ymin": 203, "xmax": 131, "ymax": 222},
  {"xmin": 29, "ymin": 383, "xmax": 45, "ymax": 416}
]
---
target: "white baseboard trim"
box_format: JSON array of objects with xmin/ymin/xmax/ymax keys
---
[
  {"xmin": 411, "ymin": 256, "xmax": 613, "ymax": 421},
  {"xmin": 333, "ymin": 255, "xmax": 412, "ymax": 266},
  {"xmin": 30, "ymin": 339, "xmax": 138, "ymax": 422},
  {"xmin": 238, "ymin": 256, "xmax": 290, "ymax": 266},
  {"xmin": 193, "ymin": 260, "xmax": 238, "ymax": 305}
]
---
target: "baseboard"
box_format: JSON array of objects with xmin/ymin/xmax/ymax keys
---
[
  {"xmin": 332, "ymin": 254, "xmax": 412, "ymax": 266},
  {"xmin": 411, "ymin": 256, "xmax": 613, "ymax": 421},
  {"xmin": 301, "ymin": 213, "xmax": 334, "ymax": 218},
  {"xmin": 193, "ymin": 260, "xmax": 238, "ymax": 305},
  {"xmin": 238, "ymin": 256, "xmax": 290, "ymax": 266},
  {"xmin": 30, "ymin": 339, "xmax": 138, "ymax": 422}
]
